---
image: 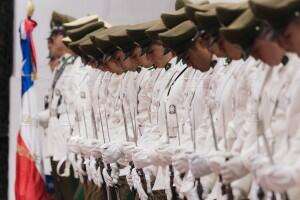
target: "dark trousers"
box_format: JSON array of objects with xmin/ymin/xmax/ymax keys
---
[
  {"xmin": 50, "ymin": 158, "xmax": 79, "ymax": 200},
  {"xmin": 82, "ymin": 180, "xmax": 108, "ymax": 200}
]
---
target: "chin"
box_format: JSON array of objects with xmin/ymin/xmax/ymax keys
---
[{"xmin": 264, "ymin": 60, "xmax": 280, "ymax": 67}]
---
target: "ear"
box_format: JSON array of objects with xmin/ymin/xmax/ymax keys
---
[
  {"xmin": 197, "ymin": 38, "xmax": 206, "ymax": 48},
  {"xmin": 277, "ymin": 34, "xmax": 290, "ymax": 51},
  {"xmin": 113, "ymin": 50, "xmax": 123, "ymax": 61}
]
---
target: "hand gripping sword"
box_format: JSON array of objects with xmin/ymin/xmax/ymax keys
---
[
  {"xmin": 121, "ymin": 103, "xmax": 137, "ymax": 198},
  {"xmin": 130, "ymin": 106, "xmax": 153, "ymax": 199},
  {"xmin": 103, "ymin": 108, "xmax": 118, "ymax": 200},
  {"xmin": 221, "ymin": 108, "xmax": 234, "ymax": 200},
  {"xmin": 191, "ymin": 109, "xmax": 204, "ymax": 200},
  {"xmin": 208, "ymin": 107, "xmax": 232, "ymax": 199},
  {"xmin": 257, "ymin": 116, "xmax": 289, "ymax": 200}
]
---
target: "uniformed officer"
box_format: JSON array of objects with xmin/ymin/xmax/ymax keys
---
[
  {"xmin": 64, "ymin": 17, "xmax": 109, "ymax": 200},
  {"xmin": 127, "ymin": 20, "xmax": 172, "ymax": 200},
  {"xmin": 35, "ymin": 11, "xmax": 84, "ymax": 200},
  {"xmin": 213, "ymin": 3, "xmax": 300, "ymax": 199},
  {"xmin": 244, "ymin": 0, "xmax": 300, "ymax": 199}
]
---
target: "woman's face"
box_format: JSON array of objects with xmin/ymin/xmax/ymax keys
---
[
  {"xmin": 146, "ymin": 43, "xmax": 166, "ymax": 68},
  {"xmin": 104, "ymin": 58, "xmax": 123, "ymax": 74},
  {"xmin": 218, "ymin": 37, "xmax": 243, "ymax": 60},
  {"xmin": 281, "ymin": 18, "xmax": 300, "ymax": 56},
  {"xmin": 185, "ymin": 38, "xmax": 212, "ymax": 72},
  {"xmin": 131, "ymin": 46, "xmax": 153, "ymax": 68},
  {"xmin": 252, "ymin": 36, "xmax": 285, "ymax": 66},
  {"xmin": 113, "ymin": 50, "xmax": 138, "ymax": 71}
]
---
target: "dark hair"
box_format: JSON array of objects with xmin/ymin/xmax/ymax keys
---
[{"xmin": 49, "ymin": 27, "xmax": 65, "ymax": 39}]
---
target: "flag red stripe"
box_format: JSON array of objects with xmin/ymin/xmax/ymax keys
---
[{"xmin": 15, "ymin": 131, "xmax": 49, "ymax": 200}]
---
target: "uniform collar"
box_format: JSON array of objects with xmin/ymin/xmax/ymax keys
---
[
  {"xmin": 281, "ymin": 54, "xmax": 289, "ymax": 66},
  {"xmin": 57, "ymin": 53, "xmax": 76, "ymax": 69},
  {"xmin": 61, "ymin": 53, "xmax": 74, "ymax": 61},
  {"xmin": 136, "ymin": 67, "xmax": 142, "ymax": 73},
  {"xmin": 165, "ymin": 56, "xmax": 178, "ymax": 71},
  {"xmin": 224, "ymin": 57, "xmax": 232, "ymax": 66},
  {"xmin": 148, "ymin": 66, "xmax": 156, "ymax": 70}
]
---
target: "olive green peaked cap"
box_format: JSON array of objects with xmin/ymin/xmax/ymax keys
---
[
  {"xmin": 80, "ymin": 39, "xmax": 104, "ymax": 60},
  {"xmin": 126, "ymin": 20, "xmax": 157, "ymax": 47},
  {"xmin": 185, "ymin": 1, "xmax": 213, "ymax": 22},
  {"xmin": 109, "ymin": 26, "xmax": 136, "ymax": 54},
  {"xmin": 62, "ymin": 37, "xmax": 72, "ymax": 47},
  {"xmin": 63, "ymin": 15, "xmax": 99, "ymax": 31},
  {"xmin": 175, "ymin": 0, "xmax": 192, "ymax": 10},
  {"xmin": 91, "ymin": 26, "xmax": 124, "ymax": 55},
  {"xmin": 194, "ymin": 8, "xmax": 221, "ymax": 36},
  {"xmin": 250, "ymin": 0, "xmax": 300, "ymax": 30},
  {"xmin": 78, "ymin": 27, "xmax": 107, "ymax": 60},
  {"xmin": 145, "ymin": 20, "xmax": 168, "ymax": 41},
  {"xmin": 67, "ymin": 25, "xmax": 105, "ymax": 56},
  {"xmin": 159, "ymin": 20, "xmax": 198, "ymax": 57},
  {"xmin": 66, "ymin": 21, "xmax": 105, "ymax": 41},
  {"xmin": 68, "ymin": 40, "xmax": 84, "ymax": 56},
  {"xmin": 220, "ymin": 9, "xmax": 263, "ymax": 50},
  {"xmin": 216, "ymin": 2, "xmax": 249, "ymax": 27},
  {"xmin": 50, "ymin": 11, "xmax": 76, "ymax": 30},
  {"xmin": 161, "ymin": 8, "xmax": 189, "ymax": 29}
]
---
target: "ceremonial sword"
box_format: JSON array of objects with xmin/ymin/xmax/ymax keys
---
[
  {"xmin": 103, "ymin": 108, "xmax": 118, "ymax": 200},
  {"xmin": 191, "ymin": 109, "xmax": 204, "ymax": 200},
  {"xmin": 121, "ymin": 102, "xmax": 137, "ymax": 198},
  {"xmin": 164, "ymin": 103, "xmax": 180, "ymax": 200},
  {"xmin": 257, "ymin": 116, "xmax": 289, "ymax": 200},
  {"xmin": 208, "ymin": 107, "xmax": 233, "ymax": 200}
]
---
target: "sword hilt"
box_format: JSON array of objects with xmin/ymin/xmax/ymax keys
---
[
  {"xmin": 282, "ymin": 192, "xmax": 290, "ymax": 200},
  {"xmin": 257, "ymin": 187, "xmax": 265, "ymax": 200},
  {"xmin": 224, "ymin": 157, "xmax": 234, "ymax": 200},
  {"xmin": 195, "ymin": 178, "xmax": 204, "ymax": 200},
  {"xmin": 129, "ymin": 161, "xmax": 136, "ymax": 192},
  {"xmin": 137, "ymin": 168, "xmax": 151, "ymax": 197},
  {"xmin": 271, "ymin": 192, "xmax": 276, "ymax": 200},
  {"xmin": 169, "ymin": 165, "xmax": 179, "ymax": 200},
  {"xmin": 107, "ymin": 163, "xmax": 112, "ymax": 176}
]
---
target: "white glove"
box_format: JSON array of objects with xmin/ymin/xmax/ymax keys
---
[
  {"xmin": 122, "ymin": 141, "xmax": 136, "ymax": 162},
  {"xmin": 95, "ymin": 166, "xmax": 103, "ymax": 187},
  {"xmin": 88, "ymin": 140, "xmax": 102, "ymax": 159},
  {"xmin": 173, "ymin": 172, "xmax": 185, "ymax": 199},
  {"xmin": 100, "ymin": 143, "xmax": 123, "ymax": 164},
  {"xmin": 132, "ymin": 147, "xmax": 152, "ymax": 169},
  {"xmin": 132, "ymin": 168, "xmax": 148, "ymax": 200},
  {"xmin": 183, "ymin": 177, "xmax": 200, "ymax": 200},
  {"xmin": 76, "ymin": 154, "xmax": 86, "ymax": 183},
  {"xmin": 208, "ymin": 151, "xmax": 232, "ymax": 174},
  {"xmin": 190, "ymin": 154, "xmax": 212, "ymax": 177},
  {"xmin": 34, "ymin": 110, "xmax": 50, "ymax": 129},
  {"xmin": 220, "ymin": 156, "xmax": 249, "ymax": 184},
  {"xmin": 248, "ymin": 154, "xmax": 270, "ymax": 173},
  {"xmin": 232, "ymin": 187, "xmax": 243, "ymax": 200},
  {"xmin": 90, "ymin": 156, "xmax": 103, "ymax": 187},
  {"xmin": 165, "ymin": 186, "xmax": 172, "ymax": 200},
  {"xmin": 102, "ymin": 163, "xmax": 119, "ymax": 187},
  {"xmin": 68, "ymin": 136, "xmax": 84, "ymax": 154},
  {"xmin": 149, "ymin": 144, "xmax": 174, "ymax": 167},
  {"xmin": 172, "ymin": 151, "xmax": 190, "ymax": 174},
  {"xmin": 255, "ymin": 164, "xmax": 300, "ymax": 192},
  {"xmin": 80, "ymin": 139, "xmax": 93, "ymax": 157},
  {"xmin": 84, "ymin": 157, "xmax": 92, "ymax": 182}
]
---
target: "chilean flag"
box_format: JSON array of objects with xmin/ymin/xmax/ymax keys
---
[{"xmin": 15, "ymin": 18, "xmax": 50, "ymax": 200}]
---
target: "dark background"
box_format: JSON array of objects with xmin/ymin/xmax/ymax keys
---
[{"xmin": 0, "ymin": 0, "xmax": 13, "ymax": 199}]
